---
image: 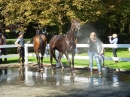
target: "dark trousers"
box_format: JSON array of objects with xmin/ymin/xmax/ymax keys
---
[
  {"xmin": 0, "ymin": 49, "xmax": 2, "ymax": 63},
  {"xmin": 112, "ymin": 48, "xmax": 118, "ymax": 62},
  {"xmin": 1, "ymin": 48, "xmax": 7, "ymax": 63},
  {"xmin": 17, "ymin": 47, "xmax": 25, "ymax": 64}
]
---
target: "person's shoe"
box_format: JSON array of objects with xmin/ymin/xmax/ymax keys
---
[{"xmin": 99, "ymin": 71, "xmax": 103, "ymax": 75}]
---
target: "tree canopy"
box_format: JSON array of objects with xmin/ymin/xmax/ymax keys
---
[{"xmin": 0, "ymin": 0, "xmax": 130, "ymax": 34}]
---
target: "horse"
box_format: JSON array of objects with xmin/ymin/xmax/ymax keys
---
[
  {"xmin": 49, "ymin": 20, "xmax": 80, "ymax": 72},
  {"xmin": 0, "ymin": 33, "xmax": 4, "ymax": 63},
  {"xmin": 33, "ymin": 34, "xmax": 47, "ymax": 72}
]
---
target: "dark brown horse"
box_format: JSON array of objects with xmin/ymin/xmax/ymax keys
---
[
  {"xmin": 49, "ymin": 20, "xmax": 80, "ymax": 72},
  {"xmin": 33, "ymin": 34, "xmax": 47, "ymax": 72},
  {"xmin": 0, "ymin": 33, "xmax": 4, "ymax": 63}
]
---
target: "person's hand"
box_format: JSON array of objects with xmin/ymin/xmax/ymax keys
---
[
  {"xmin": 18, "ymin": 45, "xmax": 21, "ymax": 47},
  {"xmin": 108, "ymin": 36, "xmax": 112, "ymax": 38}
]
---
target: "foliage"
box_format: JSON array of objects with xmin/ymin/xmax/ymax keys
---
[
  {"xmin": 6, "ymin": 39, "xmax": 31, "ymax": 44},
  {"xmin": 0, "ymin": 0, "xmax": 130, "ymax": 34}
]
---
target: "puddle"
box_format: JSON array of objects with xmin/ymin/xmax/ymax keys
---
[{"xmin": 0, "ymin": 66, "xmax": 130, "ymax": 88}]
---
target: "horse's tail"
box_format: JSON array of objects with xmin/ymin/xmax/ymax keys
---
[{"xmin": 39, "ymin": 35, "xmax": 45, "ymax": 55}]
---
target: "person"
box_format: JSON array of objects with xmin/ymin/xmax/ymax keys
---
[
  {"xmin": 1, "ymin": 33, "xmax": 7, "ymax": 63},
  {"xmin": 87, "ymin": 32, "xmax": 102, "ymax": 75},
  {"xmin": 0, "ymin": 33, "xmax": 3, "ymax": 63},
  {"xmin": 15, "ymin": 32, "xmax": 25, "ymax": 66},
  {"xmin": 108, "ymin": 33, "xmax": 118, "ymax": 63}
]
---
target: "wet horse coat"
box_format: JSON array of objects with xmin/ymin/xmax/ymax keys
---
[
  {"xmin": 33, "ymin": 34, "xmax": 47, "ymax": 71},
  {"xmin": 49, "ymin": 20, "xmax": 80, "ymax": 71},
  {"xmin": 0, "ymin": 34, "xmax": 3, "ymax": 63}
]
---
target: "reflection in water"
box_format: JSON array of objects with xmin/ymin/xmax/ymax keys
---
[
  {"xmin": 56, "ymin": 68, "xmax": 64, "ymax": 85},
  {"xmin": 89, "ymin": 75, "xmax": 103, "ymax": 86},
  {"xmin": 24, "ymin": 67, "xmax": 68, "ymax": 86},
  {"xmin": 98, "ymin": 75, "xmax": 102, "ymax": 85},
  {"xmin": 0, "ymin": 74, "xmax": 6, "ymax": 82},
  {"xmin": 112, "ymin": 73, "xmax": 119, "ymax": 87},
  {"xmin": 0, "ymin": 67, "xmax": 130, "ymax": 88}
]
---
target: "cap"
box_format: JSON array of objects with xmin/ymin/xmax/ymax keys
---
[{"xmin": 19, "ymin": 32, "xmax": 24, "ymax": 35}]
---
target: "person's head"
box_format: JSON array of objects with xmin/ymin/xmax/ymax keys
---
[
  {"xmin": 112, "ymin": 33, "xmax": 117, "ymax": 38},
  {"xmin": 19, "ymin": 32, "xmax": 24, "ymax": 38},
  {"xmin": 90, "ymin": 32, "xmax": 96, "ymax": 39}
]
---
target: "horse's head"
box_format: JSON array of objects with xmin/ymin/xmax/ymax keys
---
[{"xmin": 72, "ymin": 20, "xmax": 80, "ymax": 30}]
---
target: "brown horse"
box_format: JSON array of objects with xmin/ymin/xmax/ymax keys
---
[
  {"xmin": 49, "ymin": 20, "xmax": 80, "ymax": 72},
  {"xmin": 0, "ymin": 34, "xmax": 3, "ymax": 63},
  {"xmin": 33, "ymin": 34, "xmax": 47, "ymax": 72}
]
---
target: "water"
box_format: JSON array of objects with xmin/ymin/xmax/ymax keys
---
[{"xmin": 0, "ymin": 66, "xmax": 130, "ymax": 88}]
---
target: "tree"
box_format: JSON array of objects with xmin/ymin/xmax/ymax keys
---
[{"xmin": 0, "ymin": 0, "xmax": 130, "ymax": 35}]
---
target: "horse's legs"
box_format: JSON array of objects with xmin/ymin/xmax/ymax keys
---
[
  {"xmin": 58, "ymin": 52, "xmax": 64, "ymax": 70},
  {"xmin": 64, "ymin": 52, "xmax": 72, "ymax": 70},
  {"xmin": 50, "ymin": 49, "xmax": 57, "ymax": 74},
  {"xmin": 53, "ymin": 50, "xmax": 59, "ymax": 66},
  {"xmin": 40, "ymin": 55, "xmax": 44, "ymax": 71},
  {"xmin": 35, "ymin": 51, "xmax": 40, "ymax": 71},
  {"xmin": 50, "ymin": 50, "xmax": 53, "ymax": 69},
  {"xmin": 71, "ymin": 50, "xmax": 75, "ymax": 70}
]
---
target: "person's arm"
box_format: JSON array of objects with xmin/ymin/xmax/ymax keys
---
[
  {"xmin": 15, "ymin": 38, "xmax": 21, "ymax": 47},
  {"xmin": 109, "ymin": 38, "xmax": 118, "ymax": 44},
  {"xmin": 87, "ymin": 38, "xmax": 90, "ymax": 44},
  {"xmin": 2, "ymin": 36, "xmax": 6, "ymax": 44},
  {"xmin": 100, "ymin": 43, "xmax": 104, "ymax": 55}
]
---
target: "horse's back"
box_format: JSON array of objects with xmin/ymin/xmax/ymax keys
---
[
  {"xmin": 33, "ymin": 34, "xmax": 47, "ymax": 50},
  {"xmin": 34, "ymin": 34, "xmax": 46, "ymax": 40},
  {"xmin": 34, "ymin": 34, "xmax": 46, "ymax": 43},
  {"xmin": 49, "ymin": 35, "xmax": 65, "ymax": 47}
]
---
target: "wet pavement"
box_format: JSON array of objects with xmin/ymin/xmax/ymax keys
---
[{"xmin": 0, "ymin": 66, "xmax": 130, "ymax": 97}]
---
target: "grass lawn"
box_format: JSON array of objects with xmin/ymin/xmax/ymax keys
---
[{"xmin": 1, "ymin": 48, "xmax": 130, "ymax": 70}]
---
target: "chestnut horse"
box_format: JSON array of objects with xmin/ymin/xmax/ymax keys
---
[
  {"xmin": 33, "ymin": 34, "xmax": 47, "ymax": 72},
  {"xmin": 49, "ymin": 20, "xmax": 80, "ymax": 72}
]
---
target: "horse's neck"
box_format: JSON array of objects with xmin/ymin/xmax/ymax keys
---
[{"xmin": 66, "ymin": 26, "xmax": 76, "ymax": 41}]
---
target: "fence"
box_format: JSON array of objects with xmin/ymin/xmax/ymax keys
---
[{"xmin": 0, "ymin": 44, "xmax": 130, "ymax": 64}]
